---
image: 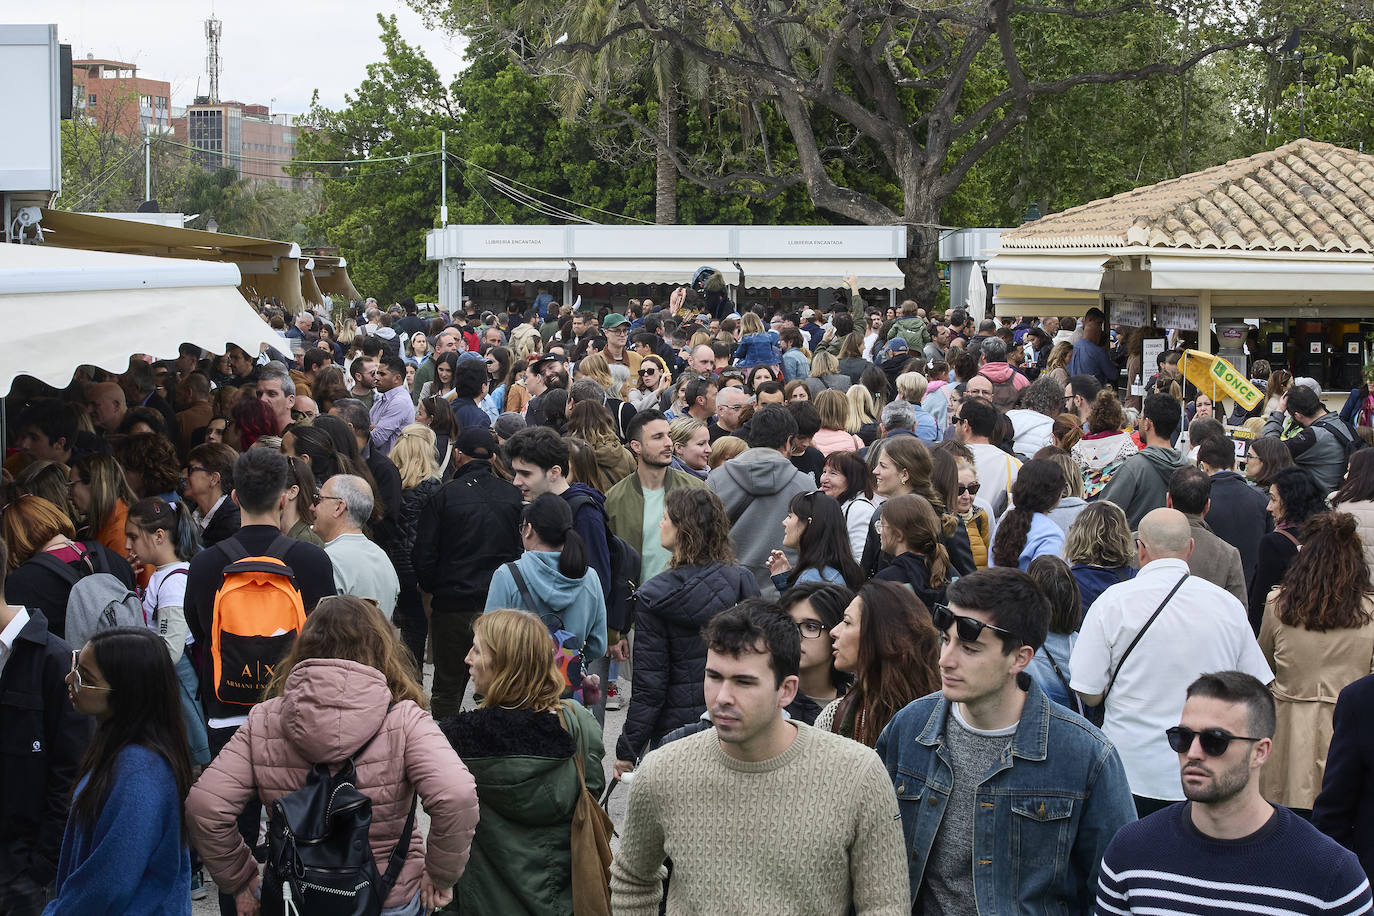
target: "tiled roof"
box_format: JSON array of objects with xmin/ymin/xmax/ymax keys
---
[{"xmin": 1000, "ymin": 139, "xmax": 1374, "ymax": 253}]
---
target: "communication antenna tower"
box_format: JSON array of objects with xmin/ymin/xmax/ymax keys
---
[{"xmin": 205, "ymin": 17, "xmax": 222, "ymax": 102}]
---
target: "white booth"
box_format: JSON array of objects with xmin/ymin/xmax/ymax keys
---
[{"xmin": 425, "ymin": 224, "xmax": 908, "ymax": 313}]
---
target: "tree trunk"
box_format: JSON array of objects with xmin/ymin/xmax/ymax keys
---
[{"xmin": 655, "ymin": 79, "xmax": 678, "ymax": 225}]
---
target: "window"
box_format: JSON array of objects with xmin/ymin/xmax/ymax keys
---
[{"xmin": 88, "ymin": 94, "xmax": 97, "ymax": 105}]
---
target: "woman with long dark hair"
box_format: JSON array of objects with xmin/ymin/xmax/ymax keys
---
[
  {"xmin": 1246, "ymin": 436, "xmax": 1294, "ymax": 489},
  {"xmin": 483, "ymin": 493, "xmax": 607, "ymax": 671},
  {"xmin": 282, "ymin": 422, "xmax": 351, "ymax": 486},
  {"xmin": 779, "ymin": 582, "xmax": 854, "ymax": 723},
  {"xmin": 124, "ymin": 497, "xmax": 209, "ymax": 769},
  {"xmin": 992, "ymin": 458, "xmax": 1066, "ymax": 570},
  {"xmin": 1023, "ymin": 555, "xmax": 1085, "ymax": 713},
  {"xmin": 816, "ymin": 581, "xmax": 941, "ymax": 746},
  {"xmin": 874, "ymin": 494, "xmax": 951, "ymax": 609},
  {"xmin": 416, "ymin": 395, "xmax": 458, "ymax": 478},
  {"xmin": 187, "ymin": 597, "xmax": 479, "ymax": 915},
  {"xmin": 278, "ymin": 454, "xmax": 324, "ymax": 546},
  {"xmin": 864, "ymin": 435, "xmax": 976, "ymax": 577},
  {"xmin": 819, "ymin": 450, "xmax": 876, "ymax": 562},
  {"xmin": 1332, "ymin": 447, "xmax": 1374, "ymax": 577},
  {"xmin": 484, "ymin": 346, "xmax": 518, "ymax": 415},
  {"xmin": 439, "ymin": 609, "xmax": 603, "ymax": 914},
  {"xmin": 418, "ymin": 352, "xmax": 460, "ymax": 402},
  {"xmin": 1248, "ymin": 466, "xmax": 1328, "ymax": 633},
  {"xmin": 46, "ymin": 627, "xmax": 193, "ymax": 912},
  {"xmin": 1259, "ymin": 512, "xmax": 1374, "ymax": 815},
  {"xmin": 765, "ymin": 490, "xmax": 865, "ymax": 591},
  {"xmin": 614, "ymin": 488, "xmax": 759, "ymax": 775}
]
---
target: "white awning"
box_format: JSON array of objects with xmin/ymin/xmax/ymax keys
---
[
  {"xmin": 984, "ymin": 254, "xmax": 1111, "ymax": 291},
  {"xmin": 737, "ymin": 258, "xmax": 905, "ymax": 290},
  {"xmin": 0, "ymin": 244, "xmax": 282, "ymax": 394},
  {"xmin": 572, "ymin": 259, "xmax": 739, "ymax": 286},
  {"xmin": 461, "ymin": 259, "xmax": 572, "ymax": 282},
  {"xmin": 1146, "ymin": 255, "xmax": 1374, "ymax": 292}
]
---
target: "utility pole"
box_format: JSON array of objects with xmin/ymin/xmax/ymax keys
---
[
  {"xmin": 440, "ymin": 130, "xmax": 448, "ymax": 227},
  {"xmin": 144, "ymin": 130, "xmax": 151, "ymax": 202}
]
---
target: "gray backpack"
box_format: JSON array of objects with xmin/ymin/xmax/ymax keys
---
[{"xmin": 32, "ymin": 544, "xmax": 143, "ymax": 647}]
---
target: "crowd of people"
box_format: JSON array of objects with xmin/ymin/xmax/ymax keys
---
[{"xmin": 4, "ymin": 283, "xmax": 1374, "ymax": 915}]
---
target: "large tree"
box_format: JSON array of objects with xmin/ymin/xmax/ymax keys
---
[{"xmin": 416, "ymin": 0, "xmax": 1300, "ymax": 299}]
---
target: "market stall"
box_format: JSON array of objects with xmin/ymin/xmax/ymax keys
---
[{"xmin": 984, "ymin": 139, "xmax": 1374, "ymax": 392}]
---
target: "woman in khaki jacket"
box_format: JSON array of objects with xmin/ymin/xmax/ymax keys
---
[{"xmin": 1259, "ymin": 512, "xmax": 1374, "ymax": 814}]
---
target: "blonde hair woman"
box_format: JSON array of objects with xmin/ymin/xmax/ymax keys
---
[
  {"xmin": 846, "ymin": 384, "xmax": 881, "ymax": 443},
  {"xmin": 390, "ymin": 423, "xmax": 444, "ymax": 669},
  {"xmin": 576, "ymin": 352, "xmax": 614, "ymax": 393},
  {"xmin": 1046, "ymin": 341, "xmax": 1073, "ymax": 387},
  {"xmin": 441, "ymin": 609, "xmax": 604, "ymax": 914},
  {"xmin": 708, "ymin": 435, "xmax": 749, "ymax": 469},
  {"xmin": 669, "ymin": 416, "xmax": 711, "ymax": 480},
  {"xmin": 896, "ymin": 371, "xmax": 929, "ymax": 405},
  {"xmin": 813, "ymin": 389, "xmax": 863, "ymax": 455},
  {"xmin": 807, "ymin": 350, "xmax": 849, "ymax": 397},
  {"xmin": 1064, "ymin": 501, "xmax": 1137, "ymax": 618}
]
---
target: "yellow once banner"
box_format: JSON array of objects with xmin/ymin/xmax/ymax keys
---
[{"xmin": 1180, "ymin": 349, "xmax": 1264, "ymax": 410}]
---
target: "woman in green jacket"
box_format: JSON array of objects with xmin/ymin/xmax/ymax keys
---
[{"xmin": 440, "ymin": 608, "xmax": 605, "ymax": 914}]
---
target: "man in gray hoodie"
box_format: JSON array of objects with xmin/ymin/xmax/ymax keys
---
[
  {"xmin": 708, "ymin": 406, "xmax": 816, "ymax": 597},
  {"xmin": 1100, "ymin": 391, "xmax": 1190, "ymax": 528}
]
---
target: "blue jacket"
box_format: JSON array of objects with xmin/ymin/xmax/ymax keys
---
[
  {"xmin": 44, "ymin": 745, "xmax": 191, "ymax": 915},
  {"xmin": 874, "ymin": 681, "xmax": 1136, "ymax": 913},
  {"xmin": 781, "ymin": 347, "xmax": 809, "ymax": 382},
  {"xmin": 732, "ymin": 330, "xmax": 782, "ymax": 367},
  {"xmin": 486, "ymin": 550, "xmax": 608, "ymax": 662},
  {"xmin": 1067, "ymin": 337, "xmax": 1118, "ymax": 387},
  {"xmin": 1018, "ymin": 512, "xmax": 1065, "ymax": 570}
]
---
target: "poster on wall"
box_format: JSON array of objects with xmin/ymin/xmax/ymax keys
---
[
  {"xmin": 1138, "ymin": 338, "xmax": 1167, "ymax": 395},
  {"xmin": 1108, "ymin": 296, "xmax": 1149, "ymax": 328},
  {"xmin": 1154, "ymin": 298, "xmax": 1199, "ymax": 331}
]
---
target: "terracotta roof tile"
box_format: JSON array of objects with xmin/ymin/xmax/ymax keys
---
[{"xmin": 1001, "ymin": 140, "xmax": 1374, "ymax": 253}]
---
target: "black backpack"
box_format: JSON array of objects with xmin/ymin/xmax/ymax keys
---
[
  {"xmin": 563, "ymin": 491, "xmax": 642, "ymax": 635},
  {"xmin": 262, "ymin": 711, "xmax": 417, "ymax": 916},
  {"xmin": 1314, "ymin": 413, "xmax": 1369, "ymax": 461}
]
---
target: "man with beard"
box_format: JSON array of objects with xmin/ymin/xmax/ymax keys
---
[{"xmin": 1095, "ymin": 671, "xmax": 1371, "ymax": 915}]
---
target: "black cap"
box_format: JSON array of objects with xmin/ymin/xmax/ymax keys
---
[{"xmin": 455, "ymin": 427, "xmax": 499, "ymax": 460}]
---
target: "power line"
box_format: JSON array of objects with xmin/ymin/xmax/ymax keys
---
[
  {"xmin": 158, "ymin": 146, "xmax": 438, "ymax": 184},
  {"xmin": 447, "ymin": 151, "xmax": 653, "ymax": 225},
  {"xmin": 159, "ymin": 136, "xmax": 442, "ymax": 166}
]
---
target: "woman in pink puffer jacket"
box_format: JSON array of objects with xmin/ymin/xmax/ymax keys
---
[{"xmin": 186, "ymin": 596, "xmax": 479, "ymax": 915}]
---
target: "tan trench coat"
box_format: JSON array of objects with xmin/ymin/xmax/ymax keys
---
[{"xmin": 1258, "ymin": 592, "xmax": 1374, "ymax": 809}]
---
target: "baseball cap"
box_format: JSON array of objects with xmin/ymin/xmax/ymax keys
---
[
  {"xmin": 455, "ymin": 427, "xmax": 499, "ymax": 460},
  {"xmin": 493, "ymin": 412, "xmax": 527, "ymax": 440},
  {"xmin": 532, "ymin": 352, "xmax": 568, "ymax": 370},
  {"xmin": 801, "ymin": 308, "xmax": 817, "ymax": 321},
  {"xmin": 1294, "ymin": 376, "xmax": 1322, "ymax": 395},
  {"xmin": 602, "ymin": 313, "xmax": 629, "ymax": 329},
  {"xmin": 884, "ymin": 337, "xmax": 909, "ymax": 354}
]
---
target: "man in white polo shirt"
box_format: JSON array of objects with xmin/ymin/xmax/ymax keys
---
[{"xmin": 1069, "ymin": 507, "xmax": 1272, "ymax": 817}]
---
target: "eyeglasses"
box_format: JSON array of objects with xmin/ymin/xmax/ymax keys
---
[
  {"xmin": 314, "ymin": 494, "xmax": 345, "ymax": 507},
  {"xmin": 796, "ymin": 620, "xmax": 829, "ymax": 639},
  {"xmin": 185, "ymin": 465, "xmax": 210, "ymax": 476},
  {"xmin": 1165, "ymin": 726, "xmax": 1263, "ymax": 757},
  {"xmin": 718, "ymin": 403, "xmax": 746, "ymax": 412},
  {"xmin": 639, "ymin": 367, "xmax": 657, "ymax": 376},
  {"xmin": 957, "ymin": 483, "xmax": 981, "ymax": 495},
  {"xmin": 70, "ymin": 650, "xmax": 112, "ymax": 692},
  {"xmin": 932, "ymin": 603, "xmax": 1019, "ymax": 644}
]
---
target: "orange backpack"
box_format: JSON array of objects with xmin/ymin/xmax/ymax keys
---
[{"xmin": 210, "ymin": 536, "xmax": 307, "ymax": 707}]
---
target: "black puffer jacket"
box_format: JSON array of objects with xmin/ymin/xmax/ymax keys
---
[
  {"xmin": 390, "ymin": 477, "xmax": 443, "ymax": 582},
  {"xmin": 615, "ymin": 563, "xmax": 759, "ymax": 761}
]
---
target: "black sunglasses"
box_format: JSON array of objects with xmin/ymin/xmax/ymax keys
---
[
  {"xmin": 1165, "ymin": 726, "xmax": 1263, "ymax": 757},
  {"xmin": 958, "ymin": 482, "xmax": 980, "ymax": 495},
  {"xmin": 932, "ymin": 604, "xmax": 1018, "ymax": 644}
]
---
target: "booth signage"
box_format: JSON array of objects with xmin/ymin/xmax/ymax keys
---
[{"xmin": 1180, "ymin": 349, "xmax": 1262, "ymax": 410}]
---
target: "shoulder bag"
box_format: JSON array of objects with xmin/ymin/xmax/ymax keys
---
[
  {"xmin": 1086, "ymin": 573, "xmax": 1188, "ymax": 727},
  {"xmin": 558, "ymin": 701, "xmax": 614, "ymax": 916}
]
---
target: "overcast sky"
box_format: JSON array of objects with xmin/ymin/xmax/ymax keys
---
[{"xmin": 20, "ymin": 0, "xmax": 467, "ymax": 115}]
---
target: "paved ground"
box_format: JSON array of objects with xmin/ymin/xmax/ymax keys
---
[{"xmin": 192, "ymin": 664, "xmax": 631, "ymax": 913}]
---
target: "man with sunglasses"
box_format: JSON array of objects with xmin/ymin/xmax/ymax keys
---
[
  {"xmin": 1070, "ymin": 508, "xmax": 1272, "ymax": 817},
  {"xmin": 875, "ymin": 568, "xmax": 1136, "ymax": 915},
  {"xmin": 1096, "ymin": 671, "xmax": 1371, "ymax": 915}
]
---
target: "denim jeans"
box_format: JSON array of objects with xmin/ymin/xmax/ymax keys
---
[
  {"xmin": 380, "ymin": 890, "xmax": 422, "ymax": 916},
  {"xmin": 176, "ymin": 652, "xmax": 210, "ymax": 766}
]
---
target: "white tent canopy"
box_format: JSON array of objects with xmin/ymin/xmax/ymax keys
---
[
  {"xmin": 0, "ymin": 243, "xmax": 282, "ymax": 394},
  {"xmin": 737, "ymin": 258, "xmax": 905, "ymax": 290}
]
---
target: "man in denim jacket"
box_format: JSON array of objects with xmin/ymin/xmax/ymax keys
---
[{"xmin": 875, "ymin": 568, "xmax": 1136, "ymax": 913}]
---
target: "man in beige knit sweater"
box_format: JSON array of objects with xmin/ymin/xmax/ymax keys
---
[{"xmin": 610, "ymin": 599, "xmax": 909, "ymax": 915}]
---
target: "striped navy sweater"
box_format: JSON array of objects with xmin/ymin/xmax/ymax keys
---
[{"xmin": 1096, "ymin": 803, "xmax": 1371, "ymax": 916}]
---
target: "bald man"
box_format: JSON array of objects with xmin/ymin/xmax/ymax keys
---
[
  {"xmin": 86, "ymin": 381, "xmax": 127, "ymax": 433},
  {"xmin": 688, "ymin": 344, "xmax": 716, "ymax": 377},
  {"xmin": 1069, "ymin": 507, "xmax": 1272, "ymax": 817}
]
